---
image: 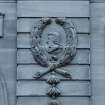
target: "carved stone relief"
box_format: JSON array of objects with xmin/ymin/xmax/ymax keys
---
[{"xmin": 31, "ymin": 18, "xmax": 77, "ymax": 105}]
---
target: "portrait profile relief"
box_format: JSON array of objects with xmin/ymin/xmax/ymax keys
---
[
  {"xmin": 46, "ymin": 31, "xmax": 63, "ymax": 62},
  {"xmin": 31, "ymin": 18, "xmax": 77, "ymax": 67}
]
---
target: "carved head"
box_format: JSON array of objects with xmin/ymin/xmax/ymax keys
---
[
  {"xmin": 47, "ymin": 32, "xmax": 61, "ymax": 45},
  {"xmin": 46, "ymin": 32, "xmax": 62, "ymax": 56}
]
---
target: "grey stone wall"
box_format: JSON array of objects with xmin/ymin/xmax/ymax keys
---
[
  {"xmin": 0, "ymin": 0, "xmax": 105, "ymax": 105},
  {"xmin": 0, "ymin": 1, "xmax": 16, "ymax": 105}
]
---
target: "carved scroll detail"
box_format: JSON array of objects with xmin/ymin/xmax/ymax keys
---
[{"xmin": 31, "ymin": 18, "xmax": 77, "ymax": 105}]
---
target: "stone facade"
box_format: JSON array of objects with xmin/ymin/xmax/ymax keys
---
[{"xmin": 0, "ymin": 0, "xmax": 105, "ymax": 105}]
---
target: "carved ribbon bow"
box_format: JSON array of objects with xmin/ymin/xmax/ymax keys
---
[{"xmin": 33, "ymin": 63, "xmax": 71, "ymax": 79}]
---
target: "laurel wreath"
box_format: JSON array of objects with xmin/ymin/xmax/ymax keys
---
[{"xmin": 31, "ymin": 18, "xmax": 77, "ymax": 67}]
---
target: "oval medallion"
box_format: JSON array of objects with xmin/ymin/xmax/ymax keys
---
[{"xmin": 31, "ymin": 18, "xmax": 77, "ymax": 68}]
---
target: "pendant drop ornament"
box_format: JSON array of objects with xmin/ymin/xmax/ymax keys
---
[
  {"xmin": 31, "ymin": 17, "xmax": 77, "ymax": 105},
  {"xmin": 47, "ymin": 72, "xmax": 60, "ymax": 85},
  {"xmin": 47, "ymin": 86, "xmax": 61, "ymax": 98}
]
